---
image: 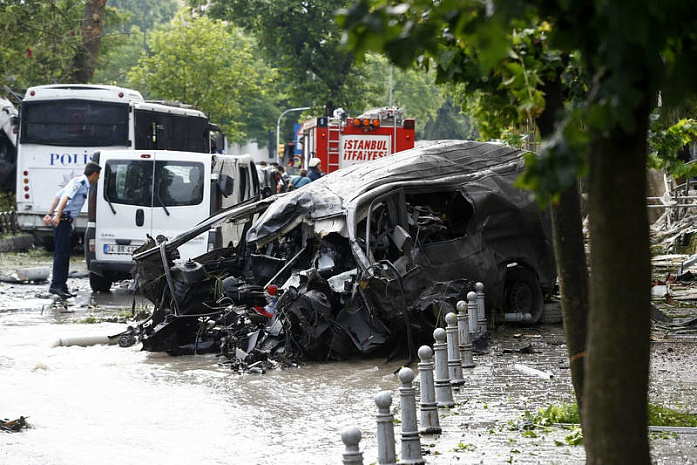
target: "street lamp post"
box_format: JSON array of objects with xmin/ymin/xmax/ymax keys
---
[{"xmin": 276, "ymin": 106, "xmax": 310, "ymax": 164}]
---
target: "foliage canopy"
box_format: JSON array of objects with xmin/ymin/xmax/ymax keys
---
[
  {"xmin": 1, "ymin": 0, "xmax": 86, "ymax": 88},
  {"xmin": 203, "ymin": 0, "xmax": 387, "ymax": 115},
  {"xmin": 128, "ymin": 9, "xmax": 273, "ymax": 142}
]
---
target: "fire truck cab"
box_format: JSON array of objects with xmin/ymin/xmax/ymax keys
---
[{"xmin": 299, "ymin": 107, "xmax": 415, "ymax": 174}]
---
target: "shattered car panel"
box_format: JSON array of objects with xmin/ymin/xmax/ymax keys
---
[{"xmin": 130, "ymin": 140, "xmax": 556, "ymax": 368}]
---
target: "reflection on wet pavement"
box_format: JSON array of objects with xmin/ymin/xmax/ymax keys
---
[{"xmin": 1, "ymin": 251, "xmax": 696, "ymax": 464}]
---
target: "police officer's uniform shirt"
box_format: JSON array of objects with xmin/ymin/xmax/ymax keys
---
[{"xmin": 57, "ymin": 174, "xmax": 89, "ymax": 219}]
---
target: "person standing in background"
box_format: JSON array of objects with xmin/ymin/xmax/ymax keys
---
[
  {"xmin": 276, "ymin": 165, "xmax": 291, "ymax": 193},
  {"xmin": 290, "ymin": 169, "xmax": 311, "ymax": 189}
]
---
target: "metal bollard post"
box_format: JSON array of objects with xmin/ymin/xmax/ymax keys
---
[
  {"xmin": 417, "ymin": 345, "xmax": 442, "ymax": 434},
  {"xmin": 445, "ymin": 312, "xmax": 465, "ymax": 386},
  {"xmin": 341, "ymin": 425, "xmax": 364, "ymax": 465},
  {"xmin": 375, "ymin": 391, "xmax": 397, "ymax": 465},
  {"xmin": 468, "ymin": 290, "xmax": 484, "ymax": 339},
  {"xmin": 456, "ymin": 299, "xmax": 475, "ymax": 368},
  {"xmin": 468, "ymin": 291, "xmax": 478, "ymax": 334},
  {"xmin": 432, "ymin": 327, "xmax": 455, "ymax": 407},
  {"xmin": 475, "ymin": 282, "xmax": 487, "ymax": 332},
  {"xmin": 397, "ymin": 367, "xmax": 425, "ymax": 465}
]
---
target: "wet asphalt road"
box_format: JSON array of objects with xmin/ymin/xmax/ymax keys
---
[{"xmin": 1, "ymin": 247, "xmax": 696, "ymax": 464}]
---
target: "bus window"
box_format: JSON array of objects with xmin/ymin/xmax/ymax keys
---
[
  {"xmin": 134, "ymin": 110, "xmax": 210, "ymax": 152},
  {"xmin": 21, "ymin": 100, "xmax": 129, "ymax": 147},
  {"xmin": 104, "ymin": 160, "xmax": 153, "ymax": 207}
]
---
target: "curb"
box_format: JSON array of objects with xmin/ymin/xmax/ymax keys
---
[{"xmin": 0, "ymin": 234, "xmax": 35, "ymax": 253}]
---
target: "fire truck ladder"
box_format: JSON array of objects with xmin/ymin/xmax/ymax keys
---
[{"xmin": 326, "ymin": 121, "xmax": 341, "ymax": 172}]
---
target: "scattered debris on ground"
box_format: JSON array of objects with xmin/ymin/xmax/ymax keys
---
[{"xmin": 1, "ymin": 416, "xmax": 29, "ymax": 433}]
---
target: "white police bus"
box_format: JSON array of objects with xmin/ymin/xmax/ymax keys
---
[{"xmin": 15, "ymin": 84, "xmax": 214, "ymax": 247}]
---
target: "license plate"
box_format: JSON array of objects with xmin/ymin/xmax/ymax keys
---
[{"xmin": 103, "ymin": 244, "xmax": 139, "ymax": 255}]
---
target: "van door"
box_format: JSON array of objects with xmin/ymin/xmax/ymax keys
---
[
  {"xmin": 150, "ymin": 152, "xmax": 211, "ymax": 260},
  {"xmin": 96, "ymin": 154, "xmax": 155, "ymax": 262},
  {"xmin": 212, "ymin": 155, "xmax": 261, "ymax": 247}
]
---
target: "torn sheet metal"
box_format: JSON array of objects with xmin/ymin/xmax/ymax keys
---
[{"xmin": 129, "ymin": 140, "xmax": 556, "ymax": 369}]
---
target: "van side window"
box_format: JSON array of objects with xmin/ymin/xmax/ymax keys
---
[
  {"xmin": 238, "ymin": 166, "xmax": 248, "ymax": 200},
  {"xmin": 405, "ymin": 191, "xmax": 473, "ymax": 243},
  {"xmin": 104, "ymin": 160, "xmax": 153, "ymax": 207},
  {"xmin": 155, "ymin": 161, "xmax": 204, "ymax": 207}
]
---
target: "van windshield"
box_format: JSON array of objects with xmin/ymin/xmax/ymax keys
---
[
  {"xmin": 104, "ymin": 160, "xmax": 204, "ymax": 207},
  {"xmin": 156, "ymin": 161, "xmax": 204, "ymax": 207},
  {"xmin": 104, "ymin": 160, "xmax": 153, "ymax": 206}
]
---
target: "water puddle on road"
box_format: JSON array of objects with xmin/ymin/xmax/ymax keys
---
[
  {"xmin": 1, "ymin": 309, "xmax": 404, "ymax": 464},
  {"xmin": 1, "ymin": 256, "xmax": 696, "ymax": 464}
]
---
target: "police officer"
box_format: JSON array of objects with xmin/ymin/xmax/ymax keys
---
[{"xmin": 43, "ymin": 162, "xmax": 101, "ymax": 298}]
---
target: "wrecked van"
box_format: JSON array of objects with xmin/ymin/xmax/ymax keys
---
[{"xmin": 129, "ymin": 140, "xmax": 556, "ymax": 367}]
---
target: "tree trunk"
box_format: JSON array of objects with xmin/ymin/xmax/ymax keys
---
[
  {"xmin": 551, "ymin": 184, "xmax": 588, "ymax": 412},
  {"xmin": 68, "ymin": 0, "xmax": 107, "ymax": 83},
  {"xmin": 583, "ymin": 101, "xmax": 652, "ymax": 464},
  {"xmin": 538, "ymin": 73, "xmax": 589, "ymax": 416}
]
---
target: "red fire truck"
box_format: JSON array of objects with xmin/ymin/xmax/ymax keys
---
[{"xmin": 298, "ymin": 107, "xmax": 415, "ymax": 174}]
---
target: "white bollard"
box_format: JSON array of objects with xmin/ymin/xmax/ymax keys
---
[
  {"xmin": 417, "ymin": 345, "xmax": 442, "ymax": 434},
  {"xmin": 468, "ymin": 289, "xmax": 478, "ymax": 334},
  {"xmin": 375, "ymin": 391, "xmax": 397, "ymax": 465},
  {"xmin": 456, "ymin": 299, "xmax": 475, "ymax": 369},
  {"xmin": 432, "ymin": 328, "xmax": 455, "ymax": 408},
  {"xmin": 341, "ymin": 425, "xmax": 364, "ymax": 465},
  {"xmin": 397, "ymin": 367, "xmax": 425, "ymax": 465},
  {"xmin": 445, "ymin": 312, "xmax": 465, "ymax": 386},
  {"xmin": 475, "ymin": 282, "xmax": 487, "ymax": 332}
]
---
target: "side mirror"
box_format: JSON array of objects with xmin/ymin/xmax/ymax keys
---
[{"xmin": 218, "ymin": 174, "xmax": 234, "ymax": 197}]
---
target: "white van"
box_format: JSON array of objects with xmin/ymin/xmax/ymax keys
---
[{"xmin": 85, "ymin": 150, "xmax": 259, "ymax": 291}]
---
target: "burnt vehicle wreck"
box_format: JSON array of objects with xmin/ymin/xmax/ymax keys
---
[{"xmin": 129, "ymin": 140, "xmax": 556, "ymax": 369}]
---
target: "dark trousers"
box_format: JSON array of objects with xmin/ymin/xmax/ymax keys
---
[{"xmin": 50, "ymin": 221, "xmax": 72, "ymax": 290}]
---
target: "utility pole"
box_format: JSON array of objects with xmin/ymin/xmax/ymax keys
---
[
  {"xmin": 142, "ymin": 0, "xmax": 148, "ymax": 53},
  {"xmin": 276, "ymin": 106, "xmax": 310, "ymax": 164}
]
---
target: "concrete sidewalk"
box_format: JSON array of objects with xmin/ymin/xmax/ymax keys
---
[{"xmin": 362, "ymin": 324, "xmax": 697, "ymax": 464}]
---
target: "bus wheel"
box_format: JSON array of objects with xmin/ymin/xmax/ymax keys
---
[
  {"xmin": 503, "ymin": 265, "xmax": 543, "ymax": 323},
  {"xmin": 89, "ymin": 272, "xmax": 112, "ymax": 293}
]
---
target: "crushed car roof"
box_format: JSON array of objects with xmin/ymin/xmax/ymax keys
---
[
  {"xmin": 133, "ymin": 140, "xmax": 528, "ymax": 259},
  {"xmin": 247, "ymin": 140, "xmax": 529, "ymax": 245}
]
